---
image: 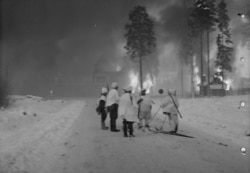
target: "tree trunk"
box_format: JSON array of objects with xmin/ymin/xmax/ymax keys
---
[
  {"xmin": 207, "ymin": 29, "xmax": 210, "ymax": 97},
  {"xmin": 220, "ymin": 35, "xmax": 225, "ymax": 96},
  {"xmin": 139, "ymin": 55, "xmax": 143, "ymax": 90},
  {"xmin": 138, "ymin": 55, "xmax": 143, "ymax": 121},
  {"xmin": 221, "ymin": 69, "xmax": 225, "ymax": 96},
  {"xmin": 200, "ymin": 32, "xmax": 204, "ymax": 97},
  {"xmin": 191, "ymin": 55, "xmax": 195, "ymax": 98}
]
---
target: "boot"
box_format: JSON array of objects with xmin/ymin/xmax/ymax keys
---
[
  {"xmin": 174, "ymin": 125, "xmax": 178, "ymax": 133},
  {"xmin": 129, "ymin": 128, "xmax": 134, "ymax": 137},
  {"xmin": 123, "ymin": 130, "xmax": 128, "ymax": 137},
  {"xmin": 102, "ymin": 122, "xmax": 108, "ymax": 130}
]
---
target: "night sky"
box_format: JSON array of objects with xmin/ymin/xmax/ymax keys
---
[{"xmin": 1, "ymin": 0, "xmax": 249, "ymax": 96}]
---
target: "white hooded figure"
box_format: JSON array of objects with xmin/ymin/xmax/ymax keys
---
[
  {"xmin": 106, "ymin": 82, "xmax": 120, "ymax": 132},
  {"xmin": 119, "ymin": 86, "xmax": 138, "ymax": 137},
  {"xmin": 96, "ymin": 87, "xmax": 109, "ymax": 130},
  {"xmin": 137, "ymin": 88, "xmax": 154, "ymax": 129},
  {"xmin": 160, "ymin": 89, "xmax": 179, "ymax": 133}
]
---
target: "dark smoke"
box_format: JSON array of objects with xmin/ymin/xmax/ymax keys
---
[{"xmin": 1, "ymin": 0, "xmax": 248, "ymax": 97}]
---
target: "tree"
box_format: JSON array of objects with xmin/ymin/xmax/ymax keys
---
[
  {"xmin": 178, "ymin": 0, "xmax": 195, "ymax": 97},
  {"xmin": 124, "ymin": 5, "xmax": 156, "ymax": 90},
  {"xmin": 215, "ymin": 0, "xmax": 233, "ymax": 94},
  {"xmin": 203, "ymin": 0, "xmax": 217, "ymax": 97},
  {"xmin": 186, "ymin": 14, "xmax": 199, "ymax": 97},
  {"xmin": 189, "ymin": 0, "xmax": 217, "ymax": 97}
]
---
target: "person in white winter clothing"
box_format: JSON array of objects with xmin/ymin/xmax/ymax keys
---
[
  {"xmin": 137, "ymin": 89, "xmax": 154, "ymax": 130},
  {"xmin": 119, "ymin": 86, "xmax": 137, "ymax": 137},
  {"xmin": 106, "ymin": 82, "xmax": 120, "ymax": 132},
  {"xmin": 160, "ymin": 89, "xmax": 179, "ymax": 133}
]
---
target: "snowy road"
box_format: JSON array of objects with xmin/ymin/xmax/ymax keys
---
[{"xmin": 51, "ymin": 96, "xmax": 250, "ymax": 173}]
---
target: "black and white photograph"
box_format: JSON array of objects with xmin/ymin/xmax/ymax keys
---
[{"xmin": 0, "ymin": 0, "xmax": 249, "ymax": 172}]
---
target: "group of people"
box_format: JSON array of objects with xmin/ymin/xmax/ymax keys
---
[{"xmin": 96, "ymin": 82, "xmax": 180, "ymax": 138}]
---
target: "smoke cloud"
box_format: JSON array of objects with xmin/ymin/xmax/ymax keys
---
[{"xmin": 1, "ymin": 0, "xmax": 249, "ymax": 96}]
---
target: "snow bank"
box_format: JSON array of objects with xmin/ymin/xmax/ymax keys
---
[{"xmin": 0, "ymin": 95, "xmax": 85, "ymax": 173}]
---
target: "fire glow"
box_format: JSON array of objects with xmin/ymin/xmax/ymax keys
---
[
  {"xmin": 214, "ymin": 66, "xmax": 232, "ymax": 91},
  {"xmin": 128, "ymin": 70, "xmax": 155, "ymax": 93},
  {"xmin": 193, "ymin": 55, "xmax": 200, "ymax": 92},
  {"xmin": 224, "ymin": 78, "xmax": 232, "ymax": 91},
  {"xmin": 143, "ymin": 74, "xmax": 155, "ymax": 94},
  {"xmin": 129, "ymin": 70, "xmax": 139, "ymax": 92}
]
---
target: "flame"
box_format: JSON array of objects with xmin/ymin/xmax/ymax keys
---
[
  {"xmin": 143, "ymin": 74, "xmax": 155, "ymax": 94},
  {"xmin": 214, "ymin": 66, "xmax": 223, "ymax": 81},
  {"xmin": 215, "ymin": 66, "xmax": 222, "ymax": 73},
  {"xmin": 224, "ymin": 78, "xmax": 232, "ymax": 91},
  {"xmin": 128, "ymin": 70, "xmax": 155, "ymax": 93},
  {"xmin": 214, "ymin": 66, "xmax": 233, "ymax": 91},
  {"xmin": 193, "ymin": 55, "xmax": 200, "ymax": 92},
  {"xmin": 129, "ymin": 70, "xmax": 140, "ymax": 92}
]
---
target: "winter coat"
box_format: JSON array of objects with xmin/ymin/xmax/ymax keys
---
[
  {"xmin": 106, "ymin": 89, "xmax": 120, "ymax": 107},
  {"xmin": 138, "ymin": 95, "xmax": 153, "ymax": 113},
  {"xmin": 118, "ymin": 93, "xmax": 138, "ymax": 122},
  {"xmin": 160, "ymin": 95, "xmax": 179, "ymax": 114},
  {"xmin": 96, "ymin": 95, "xmax": 106, "ymax": 114},
  {"xmin": 99, "ymin": 95, "xmax": 106, "ymax": 111}
]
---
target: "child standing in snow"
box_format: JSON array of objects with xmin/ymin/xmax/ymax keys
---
[
  {"xmin": 96, "ymin": 87, "xmax": 109, "ymax": 130},
  {"xmin": 119, "ymin": 86, "xmax": 138, "ymax": 137}
]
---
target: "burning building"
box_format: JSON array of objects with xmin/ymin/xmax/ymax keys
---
[{"xmin": 128, "ymin": 69, "xmax": 156, "ymax": 94}]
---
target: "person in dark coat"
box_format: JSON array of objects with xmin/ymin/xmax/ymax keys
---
[{"xmin": 97, "ymin": 87, "xmax": 109, "ymax": 130}]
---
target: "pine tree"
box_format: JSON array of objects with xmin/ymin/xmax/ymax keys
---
[
  {"xmin": 216, "ymin": 0, "xmax": 233, "ymax": 94},
  {"xmin": 189, "ymin": 0, "xmax": 210, "ymax": 96},
  {"xmin": 203, "ymin": 0, "xmax": 217, "ymax": 97},
  {"xmin": 188, "ymin": 0, "xmax": 217, "ymax": 97},
  {"xmin": 187, "ymin": 14, "xmax": 199, "ymax": 97},
  {"xmin": 189, "ymin": 0, "xmax": 217, "ymax": 97},
  {"xmin": 124, "ymin": 5, "xmax": 156, "ymax": 90}
]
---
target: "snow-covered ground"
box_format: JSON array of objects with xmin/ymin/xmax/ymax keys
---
[
  {"xmin": 0, "ymin": 94, "xmax": 249, "ymax": 173},
  {"xmin": 0, "ymin": 95, "xmax": 85, "ymax": 173}
]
